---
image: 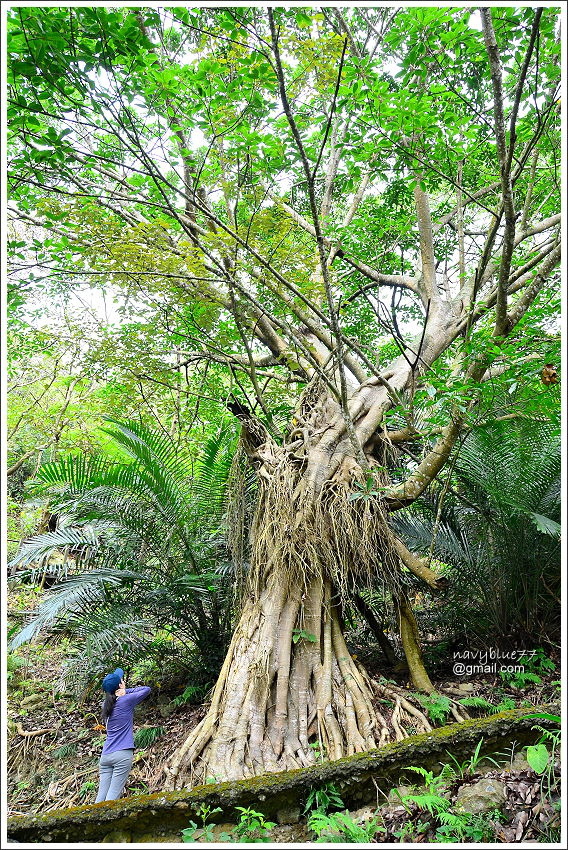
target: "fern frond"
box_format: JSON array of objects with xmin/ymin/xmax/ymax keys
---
[
  {"xmin": 438, "ymin": 811, "xmax": 471, "ymax": 828},
  {"xmin": 404, "ymin": 793, "xmax": 450, "ymax": 814},
  {"xmin": 133, "ymin": 726, "xmax": 165, "ymax": 747},
  {"xmin": 458, "ymin": 696, "xmax": 495, "ymax": 711}
]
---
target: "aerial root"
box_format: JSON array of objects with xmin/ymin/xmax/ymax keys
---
[
  {"xmin": 166, "ymin": 671, "xmax": 462, "ymax": 789},
  {"xmin": 390, "ymin": 698, "xmax": 406, "ymax": 741}
]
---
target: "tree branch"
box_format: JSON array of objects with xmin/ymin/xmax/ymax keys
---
[
  {"xmin": 386, "ymin": 237, "xmax": 560, "ymax": 509},
  {"xmin": 268, "ymin": 8, "xmax": 369, "ymax": 470},
  {"xmin": 413, "ymin": 183, "xmax": 437, "ymax": 302},
  {"xmin": 505, "ymin": 244, "xmax": 561, "ymax": 328},
  {"xmin": 7, "ymin": 446, "xmax": 48, "ymax": 477},
  {"xmin": 393, "ymin": 538, "xmax": 449, "ymax": 591},
  {"xmin": 432, "ymin": 182, "xmax": 501, "ymax": 236},
  {"xmin": 385, "ymin": 418, "xmax": 462, "ymax": 508},
  {"xmin": 267, "ymin": 193, "xmax": 418, "ymax": 292},
  {"xmin": 481, "ymin": 8, "xmax": 517, "ymax": 336},
  {"xmin": 506, "ymin": 9, "xmax": 543, "ymax": 176}
]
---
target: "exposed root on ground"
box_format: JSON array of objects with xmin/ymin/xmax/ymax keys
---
[{"xmin": 15, "ymin": 724, "xmax": 52, "ymax": 738}]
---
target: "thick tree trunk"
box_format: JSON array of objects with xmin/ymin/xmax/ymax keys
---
[
  {"xmin": 165, "ymin": 571, "xmax": 436, "ymax": 787},
  {"xmin": 165, "ymin": 381, "xmax": 447, "ymax": 789},
  {"xmin": 167, "ymin": 575, "xmax": 377, "ymax": 785}
]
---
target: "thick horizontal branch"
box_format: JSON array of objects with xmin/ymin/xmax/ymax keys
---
[
  {"xmin": 458, "ymin": 214, "xmax": 560, "ymax": 319},
  {"xmin": 507, "ymin": 239, "xmax": 558, "ymax": 291},
  {"xmin": 384, "ymin": 427, "xmax": 421, "ymax": 443},
  {"xmin": 339, "ymin": 255, "xmax": 418, "ymax": 294},
  {"xmin": 7, "ymin": 446, "xmax": 48, "ymax": 477},
  {"xmin": 519, "ymin": 215, "xmax": 561, "ymax": 241},
  {"xmin": 393, "ymin": 539, "xmax": 449, "ymax": 591},
  {"xmin": 385, "ymin": 418, "xmax": 462, "ymax": 508}
]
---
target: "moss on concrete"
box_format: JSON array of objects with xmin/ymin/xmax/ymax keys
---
[{"xmin": 7, "ymin": 707, "xmax": 556, "ymax": 843}]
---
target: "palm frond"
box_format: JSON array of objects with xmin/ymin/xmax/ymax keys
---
[
  {"xmin": 9, "ymin": 568, "xmax": 139, "ymax": 650},
  {"xmin": 10, "ymin": 417, "xmax": 237, "ymax": 684},
  {"xmin": 8, "ymin": 522, "xmax": 113, "ymax": 570},
  {"xmin": 191, "ymin": 425, "xmax": 236, "ymax": 518},
  {"xmin": 456, "ymin": 420, "xmax": 560, "ymax": 518},
  {"xmin": 401, "ymin": 418, "xmax": 561, "ymax": 642}
]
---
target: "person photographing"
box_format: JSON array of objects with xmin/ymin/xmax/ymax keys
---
[{"xmin": 94, "ymin": 667, "xmax": 151, "ymax": 803}]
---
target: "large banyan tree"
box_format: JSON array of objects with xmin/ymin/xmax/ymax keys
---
[{"xmin": 7, "ymin": 6, "xmax": 561, "ymax": 786}]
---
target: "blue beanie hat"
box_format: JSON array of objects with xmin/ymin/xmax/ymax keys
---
[{"xmin": 102, "ymin": 668, "xmax": 124, "ymax": 693}]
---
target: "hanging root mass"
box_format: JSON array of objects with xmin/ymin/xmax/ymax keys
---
[
  {"xmin": 165, "ymin": 448, "xmax": 463, "ymax": 789},
  {"xmin": 249, "ymin": 448, "xmax": 405, "ymax": 602}
]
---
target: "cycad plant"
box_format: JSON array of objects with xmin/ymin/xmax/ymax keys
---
[
  {"xmin": 393, "ymin": 418, "xmax": 561, "ymax": 646},
  {"xmin": 9, "ymin": 418, "xmax": 237, "ymax": 692}
]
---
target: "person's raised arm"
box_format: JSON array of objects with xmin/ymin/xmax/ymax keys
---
[{"xmin": 124, "ymin": 685, "xmax": 151, "ymax": 705}]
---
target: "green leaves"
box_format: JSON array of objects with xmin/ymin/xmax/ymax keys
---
[
  {"xmin": 348, "ymin": 473, "xmax": 385, "ymax": 502},
  {"xmin": 525, "ymin": 743, "xmax": 549, "ymax": 775},
  {"xmin": 413, "ymin": 693, "xmax": 452, "ymax": 724},
  {"xmin": 292, "ymin": 629, "xmax": 317, "ymax": 644},
  {"xmin": 9, "ymin": 418, "xmax": 237, "ymax": 688},
  {"xmin": 295, "ymin": 11, "xmax": 312, "ymax": 29},
  {"xmin": 7, "ymin": 4, "xmax": 561, "ymax": 597},
  {"xmin": 529, "ymin": 513, "xmax": 561, "ymax": 538},
  {"xmin": 304, "ymin": 782, "xmax": 344, "ymax": 815},
  {"xmin": 133, "ymin": 725, "xmax": 165, "ymax": 748},
  {"xmin": 308, "ymin": 809, "xmax": 384, "ymax": 843},
  {"xmin": 524, "ymin": 712, "xmax": 560, "ymax": 724},
  {"xmin": 394, "ymin": 416, "xmax": 560, "ymax": 645}
]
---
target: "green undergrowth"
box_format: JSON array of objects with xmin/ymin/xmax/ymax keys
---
[
  {"xmin": 7, "ymin": 708, "xmax": 558, "ymax": 844},
  {"xmin": 177, "ymin": 717, "xmax": 561, "ymax": 844}
]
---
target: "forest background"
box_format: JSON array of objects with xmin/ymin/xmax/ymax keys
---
[{"xmin": 3, "ymin": 0, "xmax": 564, "ymax": 828}]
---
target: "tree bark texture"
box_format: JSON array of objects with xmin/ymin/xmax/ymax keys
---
[{"xmin": 165, "ymin": 375, "xmax": 450, "ymax": 789}]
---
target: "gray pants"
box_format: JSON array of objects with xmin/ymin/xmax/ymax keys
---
[{"xmin": 95, "ymin": 748, "xmax": 134, "ymax": 802}]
